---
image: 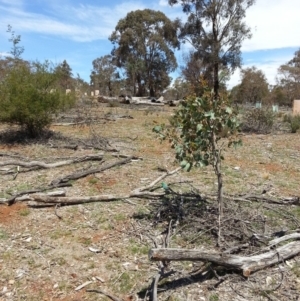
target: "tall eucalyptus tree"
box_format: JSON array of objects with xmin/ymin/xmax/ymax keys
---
[
  {"xmin": 169, "ymin": 0, "xmax": 255, "ymax": 96},
  {"xmin": 110, "ymin": 9, "xmax": 180, "ymax": 97}
]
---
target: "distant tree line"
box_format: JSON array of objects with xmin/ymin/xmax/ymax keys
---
[
  {"xmin": 230, "ymin": 50, "xmax": 300, "ymax": 106},
  {"xmin": 3, "ymin": 5, "xmax": 298, "ymax": 105},
  {"xmin": 89, "ymin": 2, "xmax": 300, "ymax": 105},
  {"xmin": 1, "ymin": 0, "xmax": 299, "ymax": 139}
]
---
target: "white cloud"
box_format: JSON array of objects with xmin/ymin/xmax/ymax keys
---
[
  {"xmin": 227, "ymin": 53, "xmax": 293, "ymax": 89},
  {"xmin": 0, "ymin": 51, "xmax": 11, "ymax": 57},
  {"xmin": 0, "ymin": 1, "xmax": 147, "ymax": 42},
  {"xmin": 158, "ymin": 0, "xmax": 168, "ymax": 6},
  {"xmin": 243, "ymin": 0, "xmax": 300, "ymax": 51}
]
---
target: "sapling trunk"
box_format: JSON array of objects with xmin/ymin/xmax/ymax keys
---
[{"xmin": 211, "ymin": 131, "xmax": 223, "ymax": 245}]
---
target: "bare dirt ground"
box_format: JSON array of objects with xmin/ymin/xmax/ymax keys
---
[{"xmin": 0, "ymin": 101, "xmax": 300, "ymax": 301}]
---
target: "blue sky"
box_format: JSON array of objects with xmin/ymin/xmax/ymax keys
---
[{"xmin": 0, "ymin": 0, "xmax": 299, "ymax": 89}]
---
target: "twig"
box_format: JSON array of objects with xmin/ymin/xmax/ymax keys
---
[
  {"xmin": 12, "ymin": 166, "xmax": 19, "ymax": 180},
  {"xmin": 113, "ymin": 271, "xmax": 125, "ymax": 285},
  {"xmin": 86, "ymin": 289, "xmax": 123, "ymax": 301},
  {"xmin": 165, "ymin": 220, "xmax": 173, "ymax": 248},
  {"xmin": 151, "ymin": 272, "xmax": 161, "ymax": 301},
  {"xmin": 74, "ymin": 281, "xmax": 93, "ymax": 291},
  {"xmin": 188, "ymin": 218, "xmax": 232, "ymax": 244},
  {"xmin": 134, "ymin": 167, "xmax": 181, "ymax": 193},
  {"xmin": 54, "ymin": 204, "xmax": 62, "ymax": 219}
]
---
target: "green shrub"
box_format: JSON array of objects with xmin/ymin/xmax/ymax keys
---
[
  {"xmin": 290, "ymin": 115, "xmax": 300, "ymax": 133},
  {"xmin": 241, "ymin": 108, "xmax": 275, "ymax": 134},
  {"xmin": 282, "ymin": 113, "xmax": 300, "ymax": 133},
  {"xmin": 0, "ymin": 60, "xmax": 75, "ymax": 137},
  {"xmin": 283, "ymin": 113, "xmax": 292, "ymax": 123}
]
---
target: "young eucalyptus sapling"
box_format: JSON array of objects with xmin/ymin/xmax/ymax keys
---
[{"xmin": 154, "ymin": 81, "xmax": 241, "ymax": 243}]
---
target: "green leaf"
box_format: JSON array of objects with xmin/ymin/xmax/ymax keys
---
[
  {"xmin": 196, "ymin": 123, "xmax": 203, "ymax": 131},
  {"xmin": 180, "ymin": 160, "xmax": 188, "ymax": 167},
  {"xmin": 225, "ymin": 106, "xmax": 233, "ymax": 114},
  {"xmin": 153, "ymin": 125, "xmax": 162, "ymax": 133},
  {"xmin": 161, "ymin": 182, "xmax": 169, "ymax": 191},
  {"xmin": 175, "ymin": 145, "xmax": 182, "ymax": 154},
  {"xmin": 184, "ymin": 162, "xmax": 191, "ymax": 171},
  {"xmin": 204, "ymin": 111, "xmax": 215, "ymax": 119}
]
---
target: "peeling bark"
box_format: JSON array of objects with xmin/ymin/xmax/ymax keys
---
[{"xmin": 149, "ymin": 241, "xmax": 300, "ymax": 277}]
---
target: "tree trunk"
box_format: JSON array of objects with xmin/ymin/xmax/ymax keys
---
[
  {"xmin": 150, "ymin": 86, "xmax": 155, "ymax": 97},
  {"xmin": 211, "ymin": 131, "xmax": 223, "ymax": 245},
  {"xmin": 136, "ymin": 74, "xmax": 144, "ymax": 97},
  {"xmin": 149, "ymin": 241, "xmax": 300, "ymax": 277},
  {"xmin": 213, "ymin": 62, "xmax": 219, "ymax": 98},
  {"xmin": 211, "ymin": 132, "xmax": 223, "ymax": 216}
]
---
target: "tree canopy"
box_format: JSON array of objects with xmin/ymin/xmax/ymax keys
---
[
  {"xmin": 232, "ymin": 66, "xmax": 269, "ymax": 104},
  {"xmin": 90, "ymin": 55, "xmax": 119, "ymax": 97},
  {"xmin": 109, "ymin": 9, "xmax": 180, "ymax": 97},
  {"xmin": 54, "ymin": 60, "xmax": 73, "ymax": 90},
  {"xmin": 0, "ymin": 27, "xmax": 75, "ymax": 137},
  {"xmin": 277, "ymin": 49, "xmax": 300, "ymax": 103},
  {"xmin": 169, "ymin": 0, "xmax": 255, "ymax": 96}
]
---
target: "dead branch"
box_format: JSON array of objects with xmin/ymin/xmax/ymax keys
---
[
  {"xmin": 86, "ymin": 289, "xmax": 123, "ymax": 301},
  {"xmin": 27, "ymin": 190, "xmax": 165, "ymax": 207},
  {"xmin": 268, "ymin": 233, "xmax": 300, "ymax": 247},
  {"xmin": 14, "ymin": 190, "xmax": 66, "ymax": 202},
  {"xmin": 227, "ymin": 194, "xmax": 300, "ymax": 206},
  {"xmin": 111, "ymin": 153, "xmax": 142, "ymax": 159},
  {"xmin": 133, "ymin": 167, "xmax": 181, "ymax": 193},
  {"xmin": 26, "ymin": 166, "xmax": 183, "ymax": 207},
  {"xmin": 46, "ymin": 143, "xmax": 79, "ymax": 151},
  {"xmin": 149, "ymin": 240, "xmax": 300, "ymax": 277},
  {"xmin": 50, "ymin": 156, "xmax": 137, "ymax": 186},
  {"xmin": 6, "ymin": 184, "xmax": 71, "ymax": 206},
  {"xmin": 0, "ymin": 153, "xmax": 103, "ymax": 170},
  {"xmin": 54, "ymin": 204, "xmax": 62, "ymax": 219},
  {"xmin": 152, "ymin": 272, "xmax": 160, "ymax": 301},
  {"xmin": 4, "ymin": 156, "xmax": 142, "ymax": 206},
  {"xmin": 0, "ymin": 152, "xmax": 29, "ymax": 160}
]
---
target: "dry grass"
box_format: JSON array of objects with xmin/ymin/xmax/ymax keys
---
[{"xmin": 0, "ymin": 102, "xmax": 300, "ymax": 300}]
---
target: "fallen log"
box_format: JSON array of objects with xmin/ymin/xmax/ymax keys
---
[
  {"xmin": 27, "ymin": 191, "xmax": 165, "ymax": 207},
  {"xmin": 227, "ymin": 194, "xmax": 300, "ymax": 206},
  {"xmin": 0, "ymin": 153, "xmax": 103, "ymax": 170},
  {"xmin": 134, "ymin": 101, "xmax": 164, "ymax": 106},
  {"xmin": 15, "ymin": 190, "xmax": 66, "ymax": 201},
  {"xmin": 4, "ymin": 165, "xmax": 179, "ymax": 207},
  {"xmin": 149, "ymin": 241, "xmax": 300, "ymax": 277},
  {"xmin": 5, "ymin": 183, "xmax": 72, "ymax": 206},
  {"xmin": 3, "ymin": 156, "xmax": 140, "ymax": 206},
  {"xmin": 50, "ymin": 156, "xmax": 138, "ymax": 186}
]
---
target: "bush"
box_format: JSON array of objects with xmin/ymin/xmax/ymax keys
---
[
  {"xmin": 283, "ymin": 113, "xmax": 292, "ymax": 123},
  {"xmin": 241, "ymin": 108, "xmax": 275, "ymax": 134},
  {"xmin": 0, "ymin": 60, "xmax": 75, "ymax": 137},
  {"xmin": 289, "ymin": 115, "xmax": 300, "ymax": 133}
]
